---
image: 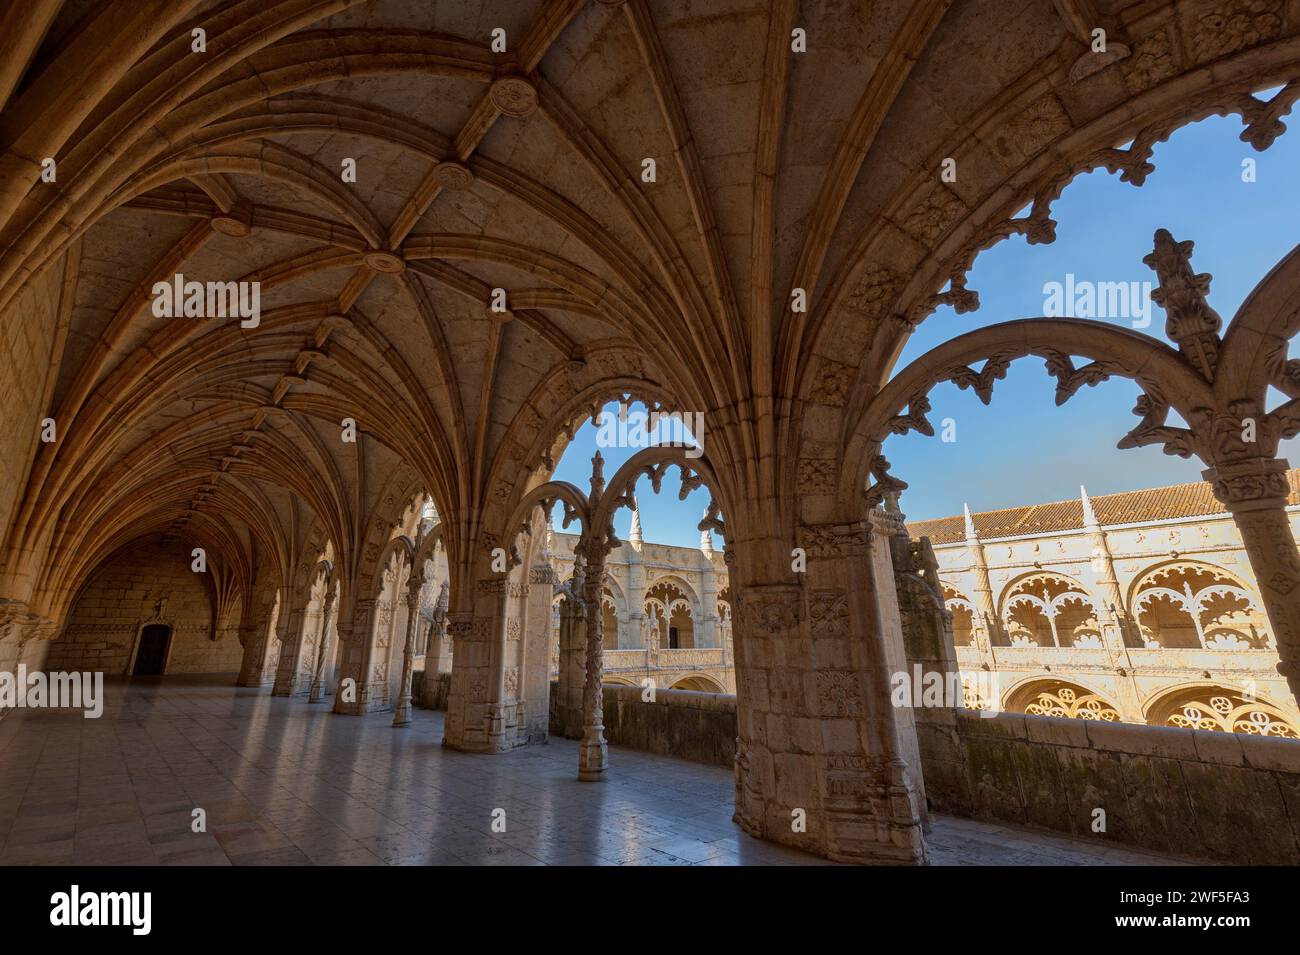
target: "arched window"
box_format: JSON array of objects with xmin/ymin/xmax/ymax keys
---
[
  {"xmin": 942, "ymin": 582, "xmax": 975, "ymax": 646},
  {"xmin": 1007, "ymin": 679, "xmax": 1120, "ymax": 721},
  {"xmin": 645, "ymin": 579, "xmax": 695, "ymax": 649},
  {"xmin": 1130, "ymin": 562, "xmax": 1268, "ymax": 649},
  {"xmin": 1146, "ymin": 685, "xmax": 1298, "ymax": 738},
  {"xmin": 1001, "ymin": 573, "xmax": 1101, "ymax": 648}
]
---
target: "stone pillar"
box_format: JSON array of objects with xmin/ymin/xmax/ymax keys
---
[
  {"xmin": 523, "ymin": 562, "xmax": 555, "ymax": 743},
  {"xmin": 308, "ymin": 587, "xmax": 337, "ymax": 703},
  {"xmin": 420, "ymin": 581, "xmax": 449, "ymax": 708},
  {"xmin": 697, "ymin": 550, "xmax": 719, "ymax": 648},
  {"xmin": 1206, "ymin": 457, "xmax": 1300, "ymax": 708},
  {"xmin": 271, "ymin": 606, "xmax": 307, "ymax": 696},
  {"xmin": 963, "ymin": 505, "xmax": 999, "ymax": 658},
  {"xmin": 1079, "ymin": 487, "xmax": 1142, "ymax": 720},
  {"xmin": 332, "ymin": 599, "xmax": 374, "ymax": 715},
  {"xmin": 555, "ymin": 579, "xmax": 586, "ymax": 739},
  {"xmin": 733, "ymin": 524, "xmax": 927, "ymax": 864},
  {"xmin": 442, "ymin": 611, "xmax": 487, "ymax": 749},
  {"xmin": 236, "ymin": 612, "xmax": 273, "ymax": 687},
  {"xmin": 393, "ymin": 575, "xmax": 422, "ymax": 726},
  {"xmin": 577, "ymin": 539, "xmax": 609, "ymax": 780}
]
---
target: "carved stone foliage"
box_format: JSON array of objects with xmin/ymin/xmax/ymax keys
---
[
  {"xmin": 1143, "ymin": 229, "xmax": 1222, "ymax": 381},
  {"xmin": 1186, "ymin": 0, "xmax": 1284, "ymax": 64},
  {"xmin": 864, "ymin": 455, "xmax": 907, "ymax": 510},
  {"xmin": 737, "ymin": 587, "xmax": 802, "ymax": 637},
  {"xmin": 809, "ymin": 359, "xmax": 855, "ymax": 406},
  {"xmin": 844, "ymin": 264, "xmax": 901, "ymax": 319},
  {"xmin": 902, "ymin": 188, "xmax": 967, "ymax": 247},
  {"xmin": 799, "ymin": 523, "xmax": 870, "ymax": 559},
  {"xmin": 1042, "ymin": 351, "xmax": 1123, "ymax": 406},
  {"xmin": 1122, "ymin": 28, "xmax": 1179, "ymax": 93},
  {"xmin": 945, "ymin": 350, "xmax": 1016, "ymax": 405},
  {"xmin": 886, "ymin": 395, "xmax": 933, "ymax": 437}
]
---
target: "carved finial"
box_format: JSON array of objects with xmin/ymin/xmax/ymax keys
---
[
  {"xmin": 699, "ymin": 506, "xmax": 714, "ymax": 557},
  {"xmin": 963, "ymin": 502, "xmax": 978, "ymax": 542},
  {"xmin": 628, "ymin": 495, "xmax": 643, "ymax": 546},
  {"xmin": 1143, "ymin": 229, "xmax": 1222, "ymax": 381},
  {"xmin": 1080, "ymin": 485, "xmax": 1098, "ymax": 529}
]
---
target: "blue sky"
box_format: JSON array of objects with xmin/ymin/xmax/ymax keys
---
[{"xmin": 554, "ymin": 102, "xmax": 1300, "ymax": 545}]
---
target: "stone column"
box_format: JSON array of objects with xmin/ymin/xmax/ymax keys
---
[
  {"xmin": 577, "ymin": 539, "xmax": 609, "ymax": 781},
  {"xmin": 271, "ymin": 606, "xmax": 307, "ymax": 696},
  {"xmin": 236, "ymin": 611, "xmax": 273, "ymax": 687},
  {"xmin": 697, "ymin": 549, "xmax": 719, "ymax": 648},
  {"xmin": 1206, "ymin": 457, "xmax": 1300, "ymax": 708},
  {"xmin": 555, "ymin": 578, "xmax": 587, "ymax": 739},
  {"xmin": 441, "ymin": 611, "xmax": 483, "ymax": 748},
  {"xmin": 332, "ymin": 599, "xmax": 374, "ymax": 715},
  {"xmin": 523, "ymin": 562, "xmax": 555, "ymax": 743},
  {"xmin": 420, "ymin": 581, "xmax": 449, "ymax": 708},
  {"xmin": 393, "ymin": 575, "xmax": 423, "ymax": 726},
  {"xmin": 963, "ymin": 504, "xmax": 999, "ymax": 660},
  {"xmin": 734, "ymin": 524, "xmax": 927, "ymax": 864},
  {"xmin": 1078, "ymin": 487, "xmax": 1142, "ymax": 720},
  {"xmin": 308, "ymin": 587, "xmax": 337, "ymax": 703}
]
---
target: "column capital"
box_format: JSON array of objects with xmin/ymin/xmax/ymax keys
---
[{"xmin": 1203, "ymin": 457, "xmax": 1290, "ymax": 512}]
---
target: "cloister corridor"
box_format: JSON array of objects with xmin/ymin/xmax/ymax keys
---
[{"xmin": 0, "ymin": 677, "xmax": 1186, "ymax": 867}]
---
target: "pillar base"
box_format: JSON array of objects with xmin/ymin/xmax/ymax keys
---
[{"xmin": 577, "ymin": 733, "xmax": 607, "ymax": 780}]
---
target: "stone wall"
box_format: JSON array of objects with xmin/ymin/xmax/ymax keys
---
[
  {"xmin": 576, "ymin": 682, "xmax": 1300, "ymax": 863},
  {"xmin": 918, "ymin": 708, "xmax": 1300, "ymax": 865},
  {"xmin": 43, "ymin": 538, "xmax": 243, "ymax": 675},
  {"xmin": 549, "ymin": 682, "xmax": 737, "ymax": 768}
]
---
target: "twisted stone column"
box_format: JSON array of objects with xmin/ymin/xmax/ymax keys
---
[
  {"xmin": 393, "ymin": 575, "xmax": 423, "ymax": 726},
  {"xmin": 307, "ymin": 587, "xmax": 336, "ymax": 703},
  {"xmin": 1206, "ymin": 457, "xmax": 1300, "ymax": 707},
  {"xmin": 577, "ymin": 542, "xmax": 609, "ymax": 781}
]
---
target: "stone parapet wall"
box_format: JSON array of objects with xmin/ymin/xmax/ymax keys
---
[
  {"xmin": 581, "ymin": 684, "xmax": 1300, "ymax": 863},
  {"xmin": 918, "ymin": 708, "xmax": 1300, "ymax": 865},
  {"xmin": 549, "ymin": 682, "xmax": 737, "ymax": 768}
]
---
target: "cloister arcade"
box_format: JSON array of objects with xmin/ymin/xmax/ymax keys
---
[{"xmin": 5, "ymin": 0, "xmax": 1300, "ymax": 867}]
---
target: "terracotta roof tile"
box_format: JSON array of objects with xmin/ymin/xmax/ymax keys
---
[{"xmin": 906, "ymin": 470, "xmax": 1300, "ymax": 545}]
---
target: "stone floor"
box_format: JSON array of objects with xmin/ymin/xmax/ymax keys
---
[{"xmin": 0, "ymin": 676, "xmax": 1192, "ymax": 866}]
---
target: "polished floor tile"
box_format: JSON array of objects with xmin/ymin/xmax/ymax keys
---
[{"xmin": 0, "ymin": 677, "xmax": 1188, "ymax": 866}]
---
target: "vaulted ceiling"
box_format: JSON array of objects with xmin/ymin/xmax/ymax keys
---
[{"xmin": 2, "ymin": 0, "xmax": 1297, "ymax": 623}]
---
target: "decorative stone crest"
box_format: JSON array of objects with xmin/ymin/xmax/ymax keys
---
[
  {"xmin": 808, "ymin": 589, "xmax": 849, "ymax": 637},
  {"xmin": 796, "ymin": 456, "xmax": 835, "ymax": 494},
  {"xmin": 816, "ymin": 669, "xmax": 863, "ymax": 717}
]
